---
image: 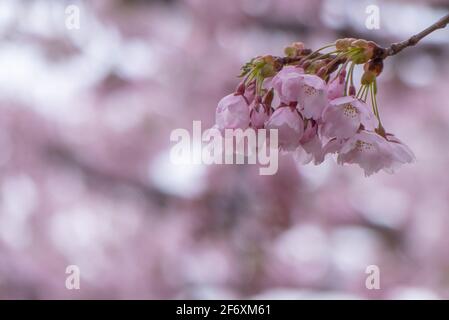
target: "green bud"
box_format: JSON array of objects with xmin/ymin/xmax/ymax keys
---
[
  {"xmin": 361, "ymin": 70, "xmax": 376, "ymax": 85},
  {"xmin": 260, "ymin": 63, "xmax": 276, "ymax": 77},
  {"xmin": 336, "ymin": 38, "xmax": 356, "ymax": 51},
  {"xmin": 284, "ymin": 46, "xmax": 297, "ymax": 57},
  {"xmin": 351, "ymin": 51, "xmax": 370, "ymax": 64}
]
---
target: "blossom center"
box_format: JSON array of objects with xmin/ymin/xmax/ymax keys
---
[
  {"xmin": 343, "ymin": 103, "xmax": 358, "ymax": 118},
  {"xmin": 355, "ymin": 140, "xmax": 373, "ymax": 152},
  {"xmin": 303, "ymin": 84, "xmax": 317, "ymax": 96}
]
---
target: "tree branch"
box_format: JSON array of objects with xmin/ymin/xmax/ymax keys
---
[{"xmin": 381, "ymin": 13, "xmax": 449, "ymax": 58}]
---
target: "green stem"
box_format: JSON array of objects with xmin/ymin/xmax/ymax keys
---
[
  {"xmin": 245, "ymin": 68, "xmax": 258, "ymax": 85},
  {"xmin": 349, "ymin": 63, "xmax": 355, "ymax": 88},
  {"xmin": 369, "ymin": 83, "xmax": 377, "ymax": 116},
  {"xmin": 370, "ymin": 82, "xmax": 383, "ymax": 128},
  {"xmin": 323, "ymin": 51, "xmax": 346, "ymax": 71},
  {"xmin": 345, "ymin": 47, "xmax": 363, "ymax": 60},
  {"xmin": 308, "ymin": 50, "xmax": 340, "ymax": 64},
  {"xmin": 373, "ymin": 80, "xmax": 383, "ymax": 130},
  {"xmin": 356, "ymin": 84, "xmax": 367, "ymax": 99},
  {"xmin": 335, "ymin": 61, "xmax": 348, "ymax": 80},
  {"xmin": 363, "ymin": 84, "xmax": 369, "ymax": 101},
  {"xmin": 300, "ymin": 44, "xmax": 336, "ymax": 63}
]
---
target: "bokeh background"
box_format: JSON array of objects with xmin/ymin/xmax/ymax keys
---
[{"xmin": 1, "ymin": 0, "xmax": 449, "ymax": 299}]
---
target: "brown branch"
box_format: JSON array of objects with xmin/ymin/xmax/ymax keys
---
[
  {"xmin": 381, "ymin": 13, "xmax": 449, "ymax": 58},
  {"xmin": 274, "ymin": 13, "xmax": 449, "ymax": 76}
]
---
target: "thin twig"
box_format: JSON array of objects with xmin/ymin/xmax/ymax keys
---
[
  {"xmin": 276, "ymin": 13, "xmax": 449, "ymax": 71},
  {"xmin": 381, "ymin": 13, "xmax": 449, "ymax": 58}
]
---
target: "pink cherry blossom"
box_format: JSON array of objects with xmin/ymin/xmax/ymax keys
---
[
  {"xmin": 244, "ymin": 82, "xmax": 256, "ymax": 105},
  {"xmin": 249, "ymin": 100, "xmax": 271, "ymax": 129},
  {"xmin": 337, "ymin": 131, "xmax": 391, "ymax": 176},
  {"xmin": 294, "ymin": 121, "xmax": 323, "ymax": 164},
  {"xmin": 271, "ymin": 66, "xmax": 304, "ymax": 103},
  {"xmin": 384, "ymin": 133, "xmax": 416, "ymax": 173},
  {"xmin": 297, "ymin": 74, "xmax": 328, "ymax": 120},
  {"xmin": 265, "ymin": 106, "xmax": 304, "ymax": 151},
  {"xmin": 322, "ymin": 96, "xmax": 377, "ymax": 139},
  {"xmin": 337, "ymin": 130, "xmax": 398, "ymax": 176},
  {"xmin": 215, "ymin": 93, "xmax": 250, "ymax": 130},
  {"xmin": 327, "ymin": 73, "xmax": 345, "ymax": 100},
  {"xmin": 318, "ymin": 137, "xmax": 346, "ymax": 161}
]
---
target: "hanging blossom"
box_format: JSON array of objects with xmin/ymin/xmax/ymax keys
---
[{"xmin": 213, "ymin": 38, "xmax": 416, "ymax": 176}]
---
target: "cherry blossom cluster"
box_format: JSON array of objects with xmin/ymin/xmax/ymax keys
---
[{"xmin": 214, "ymin": 39, "xmax": 415, "ymax": 176}]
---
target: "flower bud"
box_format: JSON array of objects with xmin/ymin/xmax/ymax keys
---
[
  {"xmin": 216, "ymin": 94, "xmax": 250, "ymax": 130},
  {"xmin": 309, "ymin": 60, "xmax": 327, "ymax": 73},
  {"xmin": 364, "ymin": 58, "xmax": 383, "ymax": 76},
  {"xmin": 235, "ymin": 80, "xmax": 246, "ymax": 95},
  {"xmin": 253, "ymin": 56, "xmax": 264, "ymax": 66},
  {"xmin": 361, "ymin": 70, "xmax": 376, "ymax": 85},
  {"xmin": 317, "ymin": 67, "xmax": 328, "ymax": 78},
  {"xmin": 263, "ymin": 89, "xmax": 274, "ymax": 106},
  {"xmin": 260, "ymin": 63, "xmax": 276, "ymax": 78},
  {"xmin": 348, "ymin": 85, "xmax": 356, "ymax": 96},
  {"xmin": 351, "ymin": 50, "xmax": 370, "ymax": 64},
  {"xmin": 335, "ymin": 38, "xmax": 356, "ymax": 51},
  {"xmin": 284, "ymin": 42, "xmax": 305, "ymax": 57},
  {"xmin": 253, "ymin": 55, "xmax": 280, "ymax": 78},
  {"xmin": 262, "ymin": 55, "xmax": 275, "ymax": 65},
  {"xmin": 351, "ymin": 39, "xmax": 369, "ymax": 48},
  {"xmin": 292, "ymin": 42, "xmax": 305, "ymax": 50},
  {"xmin": 284, "ymin": 46, "xmax": 297, "ymax": 58}
]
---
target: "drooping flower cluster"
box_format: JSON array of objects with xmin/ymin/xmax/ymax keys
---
[{"xmin": 215, "ymin": 40, "xmax": 415, "ymax": 176}]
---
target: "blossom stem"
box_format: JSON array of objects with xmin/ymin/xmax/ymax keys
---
[
  {"xmin": 363, "ymin": 84, "xmax": 369, "ymax": 101},
  {"xmin": 370, "ymin": 81, "xmax": 383, "ymax": 129},
  {"xmin": 356, "ymin": 84, "xmax": 368, "ymax": 100},
  {"xmin": 344, "ymin": 62, "xmax": 355, "ymax": 96},
  {"xmin": 349, "ymin": 63, "xmax": 355, "ymax": 88},
  {"xmin": 356, "ymin": 85, "xmax": 363, "ymax": 99},
  {"xmin": 337, "ymin": 60, "xmax": 348, "ymax": 78},
  {"xmin": 299, "ymin": 44, "xmax": 336, "ymax": 64},
  {"xmin": 245, "ymin": 68, "xmax": 258, "ymax": 85},
  {"xmin": 308, "ymin": 50, "xmax": 340, "ymax": 64},
  {"xmin": 309, "ymin": 44, "xmax": 336, "ymax": 56},
  {"xmin": 317, "ymin": 52, "xmax": 344, "ymax": 75},
  {"xmin": 369, "ymin": 82, "xmax": 377, "ymax": 116}
]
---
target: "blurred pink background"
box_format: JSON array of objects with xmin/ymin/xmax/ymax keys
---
[{"xmin": 1, "ymin": 0, "xmax": 449, "ymax": 299}]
